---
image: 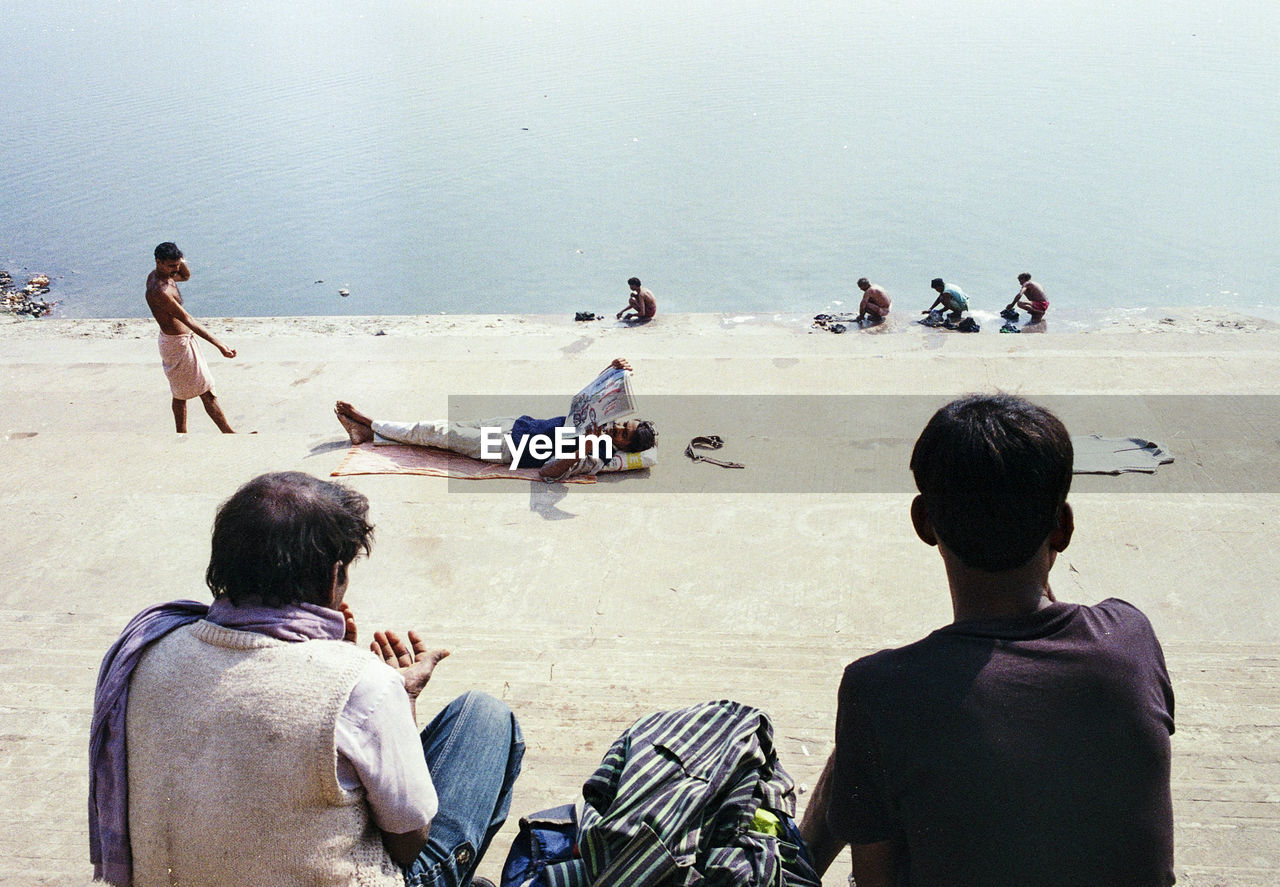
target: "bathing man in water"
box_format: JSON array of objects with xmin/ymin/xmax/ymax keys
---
[
  {"xmin": 145, "ymin": 242, "xmax": 238, "ymax": 433},
  {"xmin": 923, "ymin": 278, "xmax": 969, "ymax": 322},
  {"xmin": 617, "ymin": 278, "xmax": 657, "ymax": 321},
  {"xmin": 1006, "ymin": 272, "xmax": 1050, "ymax": 323},
  {"xmin": 855, "ymin": 278, "xmax": 892, "ymax": 324}
]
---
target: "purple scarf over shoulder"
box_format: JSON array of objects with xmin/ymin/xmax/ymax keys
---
[{"xmin": 88, "ymin": 598, "xmax": 345, "ymax": 885}]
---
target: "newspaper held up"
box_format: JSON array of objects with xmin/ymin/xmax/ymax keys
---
[{"xmin": 569, "ymin": 365, "xmax": 636, "ymax": 432}]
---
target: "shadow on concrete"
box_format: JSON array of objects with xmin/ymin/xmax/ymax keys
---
[{"xmin": 529, "ymin": 481, "xmax": 575, "ymax": 520}]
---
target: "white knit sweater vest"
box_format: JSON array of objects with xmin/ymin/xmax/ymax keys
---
[{"xmin": 126, "ymin": 620, "xmax": 405, "ymax": 887}]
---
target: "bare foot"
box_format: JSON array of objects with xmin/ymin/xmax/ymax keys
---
[
  {"xmin": 335, "ymin": 404, "xmax": 374, "ymax": 445},
  {"xmin": 336, "ymin": 400, "xmax": 374, "ymax": 426}
]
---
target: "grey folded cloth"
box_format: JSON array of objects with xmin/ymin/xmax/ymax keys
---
[{"xmin": 1071, "ymin": 435, "xmax": 1174, "ymax": 475}]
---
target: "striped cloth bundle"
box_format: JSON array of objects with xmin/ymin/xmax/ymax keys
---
[{"xmin": 525, "ymin": 699, "xmax": 820, "ymax": 887}]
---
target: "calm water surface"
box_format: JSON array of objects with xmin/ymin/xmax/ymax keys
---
[{"xmin": 3, "ymin": 0, "xmax": 1277, "ymax": 320}]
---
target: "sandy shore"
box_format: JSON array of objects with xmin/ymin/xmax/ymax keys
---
[
  {"xmin": 2, "ymin": 311, "xmax": 1278, "ymax": 885},
  {"xmin": 4, "ymin": 304, "xmax": 1279, "ymax": 341}
]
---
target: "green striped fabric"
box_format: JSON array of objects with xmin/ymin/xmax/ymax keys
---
[{"xmin": 541, "ymin": 700, "xmax": 820, "ymax": 887}]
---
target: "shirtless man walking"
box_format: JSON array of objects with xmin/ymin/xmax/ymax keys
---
[{"xmin": 145, "ymin": 242, "xmax": 238, "ymax": 433}]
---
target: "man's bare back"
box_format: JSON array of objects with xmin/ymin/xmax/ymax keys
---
[
  {"xmin": 1007, "ymin": 273, "xmax": 1050, "ymax": 321},
  {"xmin": 618, "ymin": 278, "xmax": 657, "ymax": 320},
  {"xmin": 862, "ymin": 285, "xmax": 890, "ymax": 310},
  {"xmin": 631, "ymin": 287, "xmax": 657, "ymax": 317},
  {"xmin": 856, "ymin": 278, "xmax": 891, "ymax": 322},
  {"xmin": 1019, "ymin": 279, "xmax": 1046, "ymax": 302}
]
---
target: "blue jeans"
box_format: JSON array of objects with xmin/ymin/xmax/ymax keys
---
[{"xmin": 403, "ymin": 691, "xmax": 525, "ymax": 887}]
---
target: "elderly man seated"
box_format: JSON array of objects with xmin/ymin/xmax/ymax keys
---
[{"xmin": 90, "ymin": 472, "xmax": 523, "ymax": 887}]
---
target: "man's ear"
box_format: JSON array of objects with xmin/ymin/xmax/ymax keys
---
[
  {"xmin": 327, "ymin": 561, "xmax": 347, "ymax": 610},
  {"xmin": 911, "ymin": 495, "xmax": 938, "ymax": 547},
  {"xmin": 1049, "ymin": 502, "xmax": 1074, "ymax": 553}
]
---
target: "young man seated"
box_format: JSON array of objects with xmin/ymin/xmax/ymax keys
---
[{"xmin": 800, "ymin": 394, "xmax": 1175, "ymax": 887}]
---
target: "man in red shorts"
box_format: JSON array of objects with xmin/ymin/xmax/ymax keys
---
[{"xmin": 1006, "ymin": 271, "xmax": 1050, "ymax": 322}]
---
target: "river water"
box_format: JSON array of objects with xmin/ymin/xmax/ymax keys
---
[{"xmin": 3, "ymin": 0, "xmax": 1277, "ymax": 321}]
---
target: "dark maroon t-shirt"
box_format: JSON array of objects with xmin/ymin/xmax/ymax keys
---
[{"xmin": 828, "ymin": 599, "xmax": 1175, "ymax": 886}]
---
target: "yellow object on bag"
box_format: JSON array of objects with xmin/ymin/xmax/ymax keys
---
[{"xmin": 749, "ymin": 807, "xmax": 783, "ymax": 837}]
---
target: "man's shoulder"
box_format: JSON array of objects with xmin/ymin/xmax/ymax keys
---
[
  {"xmin": 1091, "ymin": 596, "xmax": 1147, "ymax": 616},
  {"xmin": 145, "ymin": 273, "xmax": 177, "ymax": 302},
  {"xmin": 842, "ymin": 633, "xmax": 943, "ymax": 688},
  {"xmin": 302, "ymin": 636, "xmax": 383, "ymax": 668},
  {"xmin": 253, "ymin": 636, "xmax": 384, "ymax": 692},
  {"xmin": 1082, "ymin": 598, "xmax": 1162, "ymax": 646},
  {"xmin": 843, "ymin": 599, "xmax": 1157, "ymax": 676}
]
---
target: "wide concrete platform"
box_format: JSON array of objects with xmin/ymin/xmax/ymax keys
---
[{"xmin": 1, "ymin": 310, "xmax": 1278, "ymax": 885}]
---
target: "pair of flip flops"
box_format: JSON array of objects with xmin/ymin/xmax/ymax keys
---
[{"xmin": 685, "ymin": 435, "xmax": 745, "ymax": 469}]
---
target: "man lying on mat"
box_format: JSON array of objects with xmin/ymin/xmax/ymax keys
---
[{"xmin": 335, "ymin": 359, "xmax": 656, "ymax": 482}]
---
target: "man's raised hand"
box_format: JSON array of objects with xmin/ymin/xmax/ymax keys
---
[{"xmin": 371, "ymin": 629, "xmax": 451, "ymax": 704}]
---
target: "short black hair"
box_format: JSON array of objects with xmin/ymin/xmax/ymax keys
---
[
  {"xmin": 627, "ymin": 419, "xmax": 657, "ymax": 452},
  {"xmin": 857, "ymin": 277, "xmax": 870, "ymax": 289},
  {"xmin": 205, "ymin": 472, "xmax": 374, "ymax": 607},
  {"xmin": 1018, "ymin": 272, "xmax": 1032, "ymax": 283},
  {"xmin": 154, "ymin": 242, "xmax": 183, "ymax": 261},
  {"xmin": 910, "ymin": 394, "xmax": 1072, "ymax": 572},
  {"xmin": 931, "ymin": 277, "xmax": 945, "ymax": 291},
  {"xmin": 628, "ymin": 277, "xmax": 642, "ymax": 287}
]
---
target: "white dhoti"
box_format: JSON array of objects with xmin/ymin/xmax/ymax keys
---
[{"xmin": 158, "ymin": 332, "xmax": 214, "ymax": 400}]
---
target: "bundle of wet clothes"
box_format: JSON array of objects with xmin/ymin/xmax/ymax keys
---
[
  {"xmin": 919, "ymin": 309, "xmax": 980, "ymax": 332},
  {"xmin": 812, "ymin": 312, "xmax": 883, "ymax": 333}
]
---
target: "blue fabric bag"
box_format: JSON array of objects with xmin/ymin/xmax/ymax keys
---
[{"xmin": 500, "ymin": 803, "xmax": 579, "ymax": 887}]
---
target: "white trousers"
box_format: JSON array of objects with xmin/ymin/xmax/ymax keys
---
[{"xmin": 371, "ymin": 417, "xmax": 518, "ymax": 462}]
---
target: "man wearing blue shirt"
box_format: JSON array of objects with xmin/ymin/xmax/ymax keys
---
[{"xmin": 923, "ymin": 277, "xmax": 969, "ymax": 322}]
